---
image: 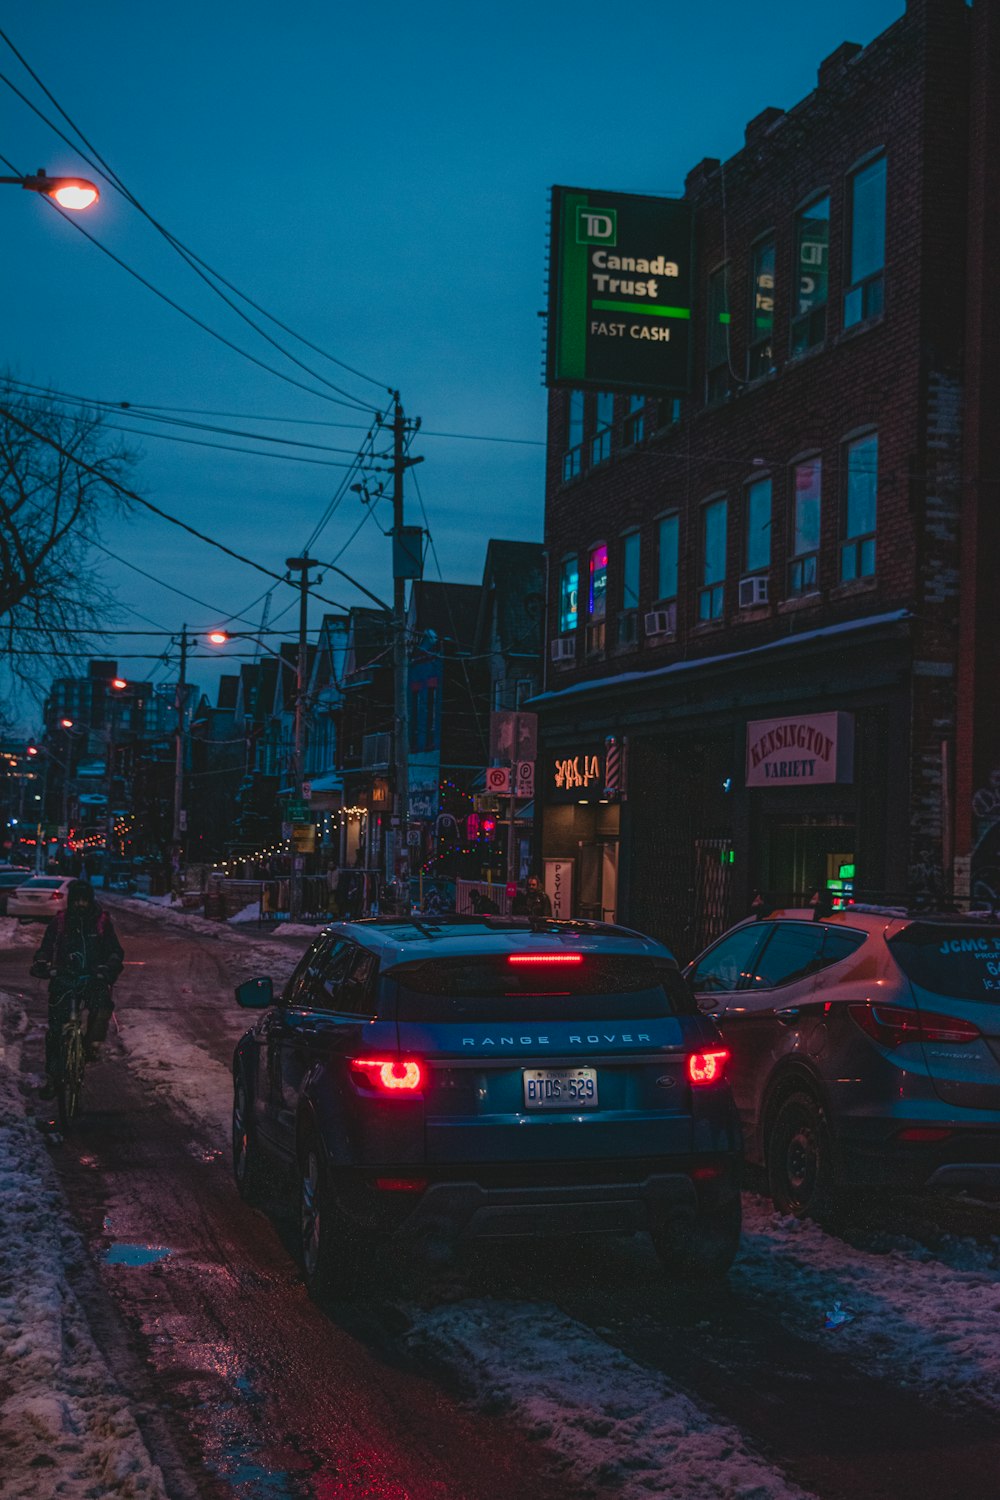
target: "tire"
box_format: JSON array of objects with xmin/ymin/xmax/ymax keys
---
[
  {"xmin": 767, "ymin": 1090, "xmax": 835, "ymax": 1218},
  {"xmin": 298, "ymin": 1139, "xmax": 363, "ymax": 1298},
  {"xmin": 57, "ymin": 1026, "xmax": 85, "ymax": 1131},
  {"xmin": 651, "ymin": 1186, "xmax": 742, "ymax": 1278},
  {"xmin": 232, "ymin": 1076, "xmax": 268, "ymax": 1204}
]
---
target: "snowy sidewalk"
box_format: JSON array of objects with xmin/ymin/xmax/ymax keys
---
[{"xmin": 0, "ymin": 999, "xmax": 169, "ymax": 1500}]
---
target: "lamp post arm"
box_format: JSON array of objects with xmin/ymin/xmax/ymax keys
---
[{"xmin": 310, "ymin": 562, "xmax": 390, "ymax": 615}]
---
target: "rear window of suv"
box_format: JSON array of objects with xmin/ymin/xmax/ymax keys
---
[
  {"xmin": 390, "ymin": 954, "xmax": 693, "ymax": 1023},
  {"xmin": 889, "ymin": 924, "xmax": 1000, "ymax": 1000}
]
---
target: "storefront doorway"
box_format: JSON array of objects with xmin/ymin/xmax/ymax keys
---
[
  {"xmin": 578, "ymin": 839, "xmax": 618, "ymax": 922},
  {"xmin": 761, "ymin": 815, "xmax": 855, "ymax": 907}
]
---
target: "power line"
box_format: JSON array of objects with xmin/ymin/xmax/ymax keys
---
[{"xmin": 0, "ymin": 52, "xmax": 387, "ymax": 411}]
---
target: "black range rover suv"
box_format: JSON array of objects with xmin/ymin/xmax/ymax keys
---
[{"xmin": 232, "ymin": 916, "xmax": 741, "ymax": 1290}]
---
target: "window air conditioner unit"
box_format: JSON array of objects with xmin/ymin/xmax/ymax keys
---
[
  {"xmin": 550, "ymin": 635, "xmax": 577, "ymax": 662},
  {"xmin": 644, "ymin": 603, "xmax": 677, "ymax": 638},
  {"xmin": 738, "ymin": 575, "xmax": 769, "ymax": 609}
]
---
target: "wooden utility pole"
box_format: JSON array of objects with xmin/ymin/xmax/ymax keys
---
[{"xmin": 285, "ymin": 557, "xmax": 316, "ymax": 920}]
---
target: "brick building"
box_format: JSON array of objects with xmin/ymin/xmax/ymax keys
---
[{"xmin": 533, "ymin": 0, "xmax": 1000, "ymax": 958}]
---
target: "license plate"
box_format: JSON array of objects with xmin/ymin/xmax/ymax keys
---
[{"xmin": 522, "ymin": 1067, "xmax": 598, "ymax": 1111}]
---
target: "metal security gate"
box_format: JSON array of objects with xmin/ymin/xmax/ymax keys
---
[{"xmin": 689, "ymin": 838, "xmax": 734, "ymax": 956}]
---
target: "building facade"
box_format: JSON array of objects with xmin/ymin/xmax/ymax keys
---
[{"xmin": 535, "ymin": 0, "xmax": 999, "ymax": 958}]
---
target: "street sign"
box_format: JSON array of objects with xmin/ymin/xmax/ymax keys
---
[
  {"xmin": 302, "ymin": 781, "xmax": 312, "ymax": 801},
  {"xmin": 515, "ymin": 761, "xmax": 535, "ymax": 798},
  {"xmin": 287, "ymin": 801, "xmax": 309, "ymax": 821},
  {"xmin": 490, "ymin": 711, "xmax": 538, "ymax": 763},
  {"xmin": 291, "ymin": 822, "xmax": 315, "ymax": 852},
  {"xmin": 485, "ymin": 765, "xmax": 512, "ymax": 794}
]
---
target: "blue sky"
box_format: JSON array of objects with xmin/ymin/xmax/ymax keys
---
[{"xmin": 2, "ymin": 0, "xmax": 903, "ymax": 721}]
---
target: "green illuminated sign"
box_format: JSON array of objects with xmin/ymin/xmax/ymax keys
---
[
  {"xmin": 547, "ymin": 185, "xmax": 693, "ymax": 396},
  {"xmin": 838, "ymin": 863, "xmax": 856, "ymax": 879}
]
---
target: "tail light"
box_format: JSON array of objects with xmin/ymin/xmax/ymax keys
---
[
  {"xmin": 374, "ymin": 1177, "xmax": 428, "ymax": 1192},
  {"xmin": 848, "ymin": 1003, "xmax": 980, "ymax": 1047},
  {"xmin": 508, "ymin": 953, "xmax": 582, "ymax": 966},
  {"xmin": 350, "ymin": 1057, "xmax": 424, "ymax": 1094},
  {"xmin": 50, "ymin": 892, "xmax": 62, "ymax": 901},
  {"xmin": 688, "ymin": 1048, "xmax": 729, "ymax": 1086}
]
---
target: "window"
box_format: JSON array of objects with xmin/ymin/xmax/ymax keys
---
[
  {"xmin": 841, "ymin": 433, "xmax": 877, "ymax": 581},
  {"xmin": 748, "ymin": 923, "xmax": 826, "ymax": 989},
  {"xmin": 624, "ymin": 394, "xmax": 647, "ymax": 446},
  {"xmin": 789, "ymin": 458, "xmax": 821, "ymax": 596},
  {"xmin": 706, "ymin": 265, "xmax": 731, "ymax": 402},
  {"xmin": 338, "ymin": 949, "xmax": 378, "ymax": 1018},
  {"xmin": 588, "ymin": 544, "xmax": 608, "ymax": 618},
  {"xmin": 657, "ymin": 514, "xmax": 679, "ymax": 602},
  {"xmin": 622, "ymin": 532, "xmax": 640, "ymax": 611},
  {"xmin": 558, "ymin": 557, "xmax": 578, "ymax": 633},
  {"xmin": 791, "ymin": 196, "xmax": 829, "ymax": 354},
  {"xmin": 744, "ymin": 477, "xmax": 771, "ymax": 575},
  {"xmin": 563, "ymin": 390, "xmax": 585, "ymax": 481},
  {"xmin": 844, "ymin": 156, "xmax": 886, "ymax": 328},
  {"xmin": 587, "ymin": 542, "xmax": 608, "ymax": 653},
  {"xmin": 514, "ymin": 678, "xmax": 534, "ymax": 708},
  {"xmin": 748, "ymin": 238, "xmax": 775, "ymax": 379},
  {"xmin": 591, "ymin": 391, "xmax": 613, "ymax": 465},
  {"xmin": 699, "ymin": 499, "xmax": 727, "ymax": 622},
  {"xmin": 688, "ymin": 925, "xmax": 770, "ymax": 996}
]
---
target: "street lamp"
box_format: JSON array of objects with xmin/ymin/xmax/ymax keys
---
[{"xmin": 0, "ymin": 168, "xmax": 100, "ymax": 210}]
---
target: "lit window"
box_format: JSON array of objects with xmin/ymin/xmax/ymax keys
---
[
  {"xmin": 744, "ymin": 477, "xmax": 771, "ymax": 575},
  {"xmin": 841, "ymin": 433, "xmax": 877, "ymax": 581},
  {"xmin": 844, "ymin": 157, "xmax": 886, "ymax": 328},
  {"xmin": 559, "ymin": 557, "xmax": 578, "ymax": 633},
  {"xmin": 657, "ymin": 514, "xmax": 679, "ymax": 602},
  {"xmin": 791, "ymin": 196, "xmax": 829, "ymax": 354},
  {"xmin": 622, "ymin": 532, "xmax": 640, "ymax": 611},
  {"xmin": 588, "ymin": 544, "xmax": 608, "ymax": 618},
  {"xmin": 789, "ymin": 459, "xmax": 821, "ymax": 596},
  {"xmin": 706, "ymin": 265, "xmax": 731, "ymax": 402},
  {"xmin": 748, "ymin": 239, "xmax": 775, "ymax": 379},
  {"xmin": 699, "ymin": 500, "xmax": 727, "ymax": 621}
]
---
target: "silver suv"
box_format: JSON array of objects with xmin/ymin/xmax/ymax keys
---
[{"xmin": 685, "ymin": 907, "xmax": 1000, "ymax": 1214}]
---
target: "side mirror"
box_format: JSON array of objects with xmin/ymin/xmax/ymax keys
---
[{"xmin": 236, "ymin": 976, "xmax": 273, "ymax": 1009}]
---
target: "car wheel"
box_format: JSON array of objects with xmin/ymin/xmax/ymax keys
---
[
  {"xmin": 767, "ymin": 1090, "xmax": 834, "ymax": 1217},
  {"xmin": 232, "ymin": 1076, "xmax": 268, "ymax": 1204},
  {"xmin": 651, "ymin": 1187, "xmax": 742, "ymax": 1278},
  {"xmin": 298, "ymin": 1139, "xmax": 362, "ymax": 1297}
]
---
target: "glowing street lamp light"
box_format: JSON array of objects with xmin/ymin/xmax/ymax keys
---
[
  {"xmin": 0, "ymin": 168, "xmax": 100, "ymax": 210},
  {"xmin": 208, "ymin": 630, "xmax": 229, "ymax": 646},
  {"xmin": 111, "ymin": 677, "xmax": 127, "ymax": 690}
]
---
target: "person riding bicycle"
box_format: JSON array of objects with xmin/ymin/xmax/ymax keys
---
[{"xmin": 30, "ymin": 880, "xmax": 124, "ymax": 1097}]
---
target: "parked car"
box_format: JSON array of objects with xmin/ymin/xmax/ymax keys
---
[
  {"xmin": 232, "ymin": 915, "xmax": 742, "ymax": 1293},
  {"xmin": 8, "ymin": 875, "xmax": 75, "ymax": 922},
  {"xmin": 685, "ymin": 906, "xmax": 1000, "ymax": 1216},
  {"xmin": 0, "ymin": 867, "xmax": 33, "ymax": 915}
]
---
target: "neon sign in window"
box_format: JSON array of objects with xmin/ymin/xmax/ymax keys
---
[{"xmin": 588, "ymin": 544, "xmax": 607, "ymax": 619}]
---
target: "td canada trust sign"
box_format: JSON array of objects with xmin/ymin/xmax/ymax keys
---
[
  {"xmin": 547, "ymin": 186, "xmax": 693, "ymax": 395},
  {"xmin": 745, "ymin": 712, "xmax": 855, "ymax": 788}
]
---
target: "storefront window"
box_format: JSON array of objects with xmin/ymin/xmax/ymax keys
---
[
  {"xmin": 790, "ymin": 458, "xmax": 821, "ymax": 595},
  {"xmin": 699, "ymin": 500, "xmax": 726, "ymax": 621},
  {"xmin": 588, "ymin": 544, "xmax": 608, "ymax": 618},
  {"xmin": 657, "ymin": 513, "xmax": 679, "ymax": 601},
  {"xmin": 841, "ymin": 433, "xmax": 877, "ymax": 581},
  {"xmin": 559, "ymin": 556, "xmax": 578, "ymax": 633},
  {"xmin": 844, "ymin": 156, "xmax": 886, "ymax": 328},
  {"xmin": 791, "ymin": 196, "xmax": 829, "ymax": 354},
  {"xmin": 744, "ymin": 477, "xmax": 771, "ymax": 575},
  {"xmin": 748, "ymin": 238, "xmax": 775, "ymax": 379}
]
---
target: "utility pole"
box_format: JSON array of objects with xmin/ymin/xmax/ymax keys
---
[
  {"xmin": 104, "ymin": 707, "xmax": 117, "ymax": 883},
  {"xmin": 285, "ymin": 556, "xmax": 316, "ymax": 920},
  {"xmin": 392, "ymin": 396, "xmax": 409, "ymax": 912},
  {"xmin": 172, "ymin": 626, "xmax": 190, "ymax": 871}
]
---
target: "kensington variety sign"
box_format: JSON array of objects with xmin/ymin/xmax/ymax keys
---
[
  {"xmin": 745, "ymin": 712, "xmax": 855, "ymax": 788},
  {"xmin": 546, "ymin": 185, "xmax": 693, "ymax": 395}
]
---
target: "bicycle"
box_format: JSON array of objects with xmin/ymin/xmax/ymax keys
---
[{"xmin": 32, "ymin": 961, "xmax": 103, "ymax": 1131}]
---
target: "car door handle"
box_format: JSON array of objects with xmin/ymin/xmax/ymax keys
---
[{"xmin": 775, "ymin": 1007, "xmax": 801, "ymax": 1024}]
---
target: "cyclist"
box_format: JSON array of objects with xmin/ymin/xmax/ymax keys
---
[{"xmin": 30, "ymin": 879, "xmax": 124, "ymax": 1098}]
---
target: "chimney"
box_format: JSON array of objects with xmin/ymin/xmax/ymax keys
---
[
  {"xmin": 744, "ymin": 106, "xmax": 785, "ymax": 145},
  {"xmin": 685, "ymin": 157, "xmax": 720, "ymax": 196},
  {"xmin": 818, "ymin": 41, "xmax": 862, "ymax": 89}
]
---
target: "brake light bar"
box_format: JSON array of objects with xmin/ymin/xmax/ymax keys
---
[
  {"xmin": 688, "ymin": 1049, "xmax": 729, "ymax": 1086},
  {"xmin": 351, "ymin": 1058, "xmax": 424, "ymax": 1093},
  {"xmin": 508, "ymin": 953, "xmax": 583, "ymax": 966},
  {"xmin": 848, "ymin": 1003, "xmax": 980, "ymax": 1048}
]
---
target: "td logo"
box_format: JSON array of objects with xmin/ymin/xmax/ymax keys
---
[{"xmin": 575, "ymin": 206, "xmax": 617, "ymax": 245}]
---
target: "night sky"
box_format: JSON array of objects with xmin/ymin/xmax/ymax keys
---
[{"xmin": 2, "ymin": 0, "xmax": 902, "ymax": 726}]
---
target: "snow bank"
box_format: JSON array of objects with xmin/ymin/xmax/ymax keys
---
[
  {"xmin": 227, "ymin": 900, "xmax": 261, "ymax": 924},
  {"xmin": 0, "ymin": 998, "xmax": 168, "ymax": 1499},
  {"xmin": 409, "ymin": 1299, "xmax": 812, "ymax": 1499}
]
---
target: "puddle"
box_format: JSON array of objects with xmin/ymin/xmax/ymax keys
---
[{"xmin": 104, "ymin": 1242, "xmax": 172, "ymax": 1267}]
